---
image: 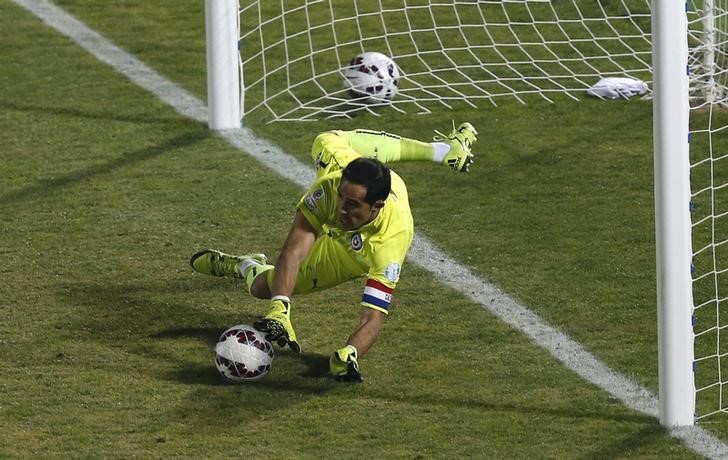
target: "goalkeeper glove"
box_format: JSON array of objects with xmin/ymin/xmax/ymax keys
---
[
  {"xmin": 253, "ymin": 296, "xmax": 301, "ymax": 353},
  {"xmin": 329, "ymin": 345, "xmax": 363, "ymax": 382}
]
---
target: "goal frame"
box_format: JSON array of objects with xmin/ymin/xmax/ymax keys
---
[
  {"xmin": 205, "ymin": 0, "xmax": 697, "ymax": 426},
  {"xmin": 205, "ymin": 0, "xmax": 241, "ymax": 129},
  {"xmin": 652, "ymin": 0, "xmax": 695, "ymax": 427}
]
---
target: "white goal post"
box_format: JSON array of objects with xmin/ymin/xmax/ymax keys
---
[
  {"xmin": 205, "ymin": 0, "xmax": 241, "ymax": 129},
  {"xmin": 651, "ymin": 1, "xmax": 694, "ymax": 427},
  {"xmin": 205, "ymin": 0, "xmax": 728, "ymax": 427}
]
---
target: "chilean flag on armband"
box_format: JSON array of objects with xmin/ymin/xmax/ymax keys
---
[{"xmin": 362, "ymin": 279, "xmax": 394, "ymax": 311}]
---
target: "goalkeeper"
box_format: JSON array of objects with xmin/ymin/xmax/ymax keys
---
[{"xmin": 190, "ymin": 122, "xmax": 477, "ymax": 382}]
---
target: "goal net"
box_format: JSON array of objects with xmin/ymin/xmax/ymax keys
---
[
  {"xmin": 690, "ymin": 0, "xmax": 728, "ymax": 420},
  {"xmin": 209, "ymin": 0, "xmax": 728, "ymax": 424},
  {"xmin": 234, "ymin": 0, "xmax": 726, "ymax": 121}
]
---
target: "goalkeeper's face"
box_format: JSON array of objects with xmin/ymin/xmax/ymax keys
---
[{"xmin": 336, "ymin": 179, "xmax": 384, "ymax": 231}]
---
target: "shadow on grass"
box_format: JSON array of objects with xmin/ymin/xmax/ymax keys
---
[
  {"xmin": 59, "ymin": 279, "xmax": 335, "ymax": 383},
  {"xmin": 59, "ymin": 279, "xmax": 659, "ymax": 435},
  {"xmin": 152, "ymin": 326, "xmax": 221, "ymax": 348},
  {"xmin": 1, "ymin": 100, "xmax": 189, "ymax": 128},
  {"xmin": 576, "ymin": 422, "xmax": 669, "ymax": 459},
  {"xmin": 364, "ymin": 388, "xmax": 655, "ymax": 425},
  {"xmin": 163, "ymin": 348, "xmax": 334, "ymax": 389},
  {"xmin": 152, "ymin": 326, "xmax": 334, "ymax": 383},
  {"xmin": 1, "ymin": 129, "xmax": 209, "ymax": 206},
  {"xmin": 160, "ymin": 341, "xmax": 657, "ymax": 430}
]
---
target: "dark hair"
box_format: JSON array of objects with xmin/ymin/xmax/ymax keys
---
[{"xmin": 342, "ymin": 158, "xmax": 391, "ymax": 204}]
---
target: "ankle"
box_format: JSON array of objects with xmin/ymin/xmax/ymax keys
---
[{"xmin": 431, "ymin": 142, "xmax": 451, "ymax": 162}]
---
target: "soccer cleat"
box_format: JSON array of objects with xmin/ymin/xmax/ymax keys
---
[
  {"xmin": 189, "ymin": 248, "xmax": 267, "ymax": 279},
  {"xmin": 434, "ymin": 121, "xmax": 478, "ymax": 173},
  {"xmin": 253, "ymin": 298, "xmax": 301, "ymax": 354}
]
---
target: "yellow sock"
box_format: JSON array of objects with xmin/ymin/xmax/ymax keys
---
[
  {"xmin": 244, "ymin": 263, "xmax": 274, "ymax": 294},
  {"xmin": 344, "ymin": 129, "xmax": 435, "ymax": 163}
]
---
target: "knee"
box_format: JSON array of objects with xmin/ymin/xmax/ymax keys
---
[{"xmin": 310, "ymin": 131, "xmax": 341, "ymax": 163}]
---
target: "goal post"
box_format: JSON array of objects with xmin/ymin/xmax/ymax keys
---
[
  {"xmin": 652, "ymin": 0, "xmax": 695, "ymax": 427},
  {"xmin": 205, "ymin": 0, "xmax": 241, "ymax": 129}
]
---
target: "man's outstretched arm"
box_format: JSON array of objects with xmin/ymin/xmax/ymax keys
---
[
  {"xmin": 348, "ymin": 307, "xmax": 386, "ymax": 356},
  {"xmin": 271, "ymin": 209, "xmax": 317, "ymax": 298},
  {"xmin": 330, "ymin": 307, "xmax": 386, "ymax": 382},
  {"xmin": 254, "ymin": 210, "xmax": 316, "ymax": 353}
]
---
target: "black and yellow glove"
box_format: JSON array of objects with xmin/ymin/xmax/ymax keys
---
[
  {"xmin": 329, "ymin": 345, "xmax": 363, "ymax": 382},
  {"xmin": 253, "ymin": 297, "xmax": 301, "ymax": 353}
]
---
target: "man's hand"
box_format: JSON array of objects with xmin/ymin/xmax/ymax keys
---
[
  {"xmin": 253, "ymin": 297, "xmax": 301, "ymax": 353},
  {"xmin": 329, "ymin": 345, "xmax": 363, "ymax": 382}
]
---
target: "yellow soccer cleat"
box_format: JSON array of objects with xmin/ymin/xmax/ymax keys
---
[
  {"xmin": 434, "ymin": 121, "xmax": 478, "ymax": 173},
  {"xmin": 190, "ymin": 248, "xmax": 267, "ymax": 279}
]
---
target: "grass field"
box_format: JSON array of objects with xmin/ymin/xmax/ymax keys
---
[{"xmin": 2, "ymin": 0, "xmax": 727, "ymax": 458}]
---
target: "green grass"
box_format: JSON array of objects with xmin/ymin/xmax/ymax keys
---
[{"xmin": 1, "ymin": 0, "xmax": 727, "ymax": 458}]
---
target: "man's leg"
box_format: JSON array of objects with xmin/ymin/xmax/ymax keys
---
[
  {"xmin": 190, "ymin": 249, "xmax": 274, "ymax": 297},
  {"xmin": 309, "ymin": 129, "xmax": 431, "ymax": 174},
  {"xmin": 341, "ymin": 122, "xmax": 479, "ymax": 172},
  {"xmin": 310, "ymin": 130, "xmax": 362, "ymax": 177},
  {"xmin": 343, "ymin": 128, "xmax": 434, "ymax": 163}
]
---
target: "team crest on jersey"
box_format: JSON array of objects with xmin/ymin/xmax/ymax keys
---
[
  {"xmin": 315, "ymin": 151, "xmax": 327, "ymax": 169},
  {"xmin": 304, "ymin": 188, "xmax": 324, "ymax": 211},
  {"xmin": 351, "ymin": 233, "xmax": 363, "ymax": 251},
  {"xmin": 304, "ymin": 194, "xmax": 316, "ymax": 211},
  {"xmin": 384, "ymin": 263, "xmax": 401, "ymax": 282}
]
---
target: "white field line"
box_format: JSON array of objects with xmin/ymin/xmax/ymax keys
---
[{"xmin": 12, "ymin": 0, "xmax": 728, "ymax": 457}]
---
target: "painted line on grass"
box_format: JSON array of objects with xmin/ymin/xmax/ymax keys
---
[{"xmin": 13, "ymin": 0, "xmax": 728, "ymax": 457}]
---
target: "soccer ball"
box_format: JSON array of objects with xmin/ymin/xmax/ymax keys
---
[
  {"xmin": 344, "ymin": 51, "xmax": 400, "ymax": 103},
  {"xmin": 214, "ymin": 325, "xmax": 273, "ymax": 382}
]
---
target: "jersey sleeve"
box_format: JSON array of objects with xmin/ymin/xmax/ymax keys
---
[
  {"xmin": 361, "ymin": 278, "xmax": 395, "ymax": 314},
  {"xmin": 360, "ymin": 234, "xmax": 409, "ymax": 314},
  {"xmin": 296, "ymin": 176, "xmax": 334, "ymax": 233}
]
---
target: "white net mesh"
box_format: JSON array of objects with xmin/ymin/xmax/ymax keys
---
[
  {"xmin": 688, "ymin": 1, "xmax": 728, "ymax": 421},
  {"xmin": 238, "ymin": 1, "xmax": 726, "ymax": 121},
  {"xmin": 688, "ymin": 1, "xmax": 728, "ymax": 418},
  {"xmin": 236, "ymin": 0, "xmax": 728, "ymax": 419},
  {"xmin": 689, "ymin": 0, "xmax": 728, "ymax": 108}
]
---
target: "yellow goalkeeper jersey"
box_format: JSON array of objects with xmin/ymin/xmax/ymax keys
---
[{"xmin": 297, "ymin": 168, "xmax": 414, "ymax": 313}]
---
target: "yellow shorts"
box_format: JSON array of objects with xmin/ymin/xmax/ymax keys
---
[
  {"xmin": 310, "ymin": 131, "xmax": 361, "ymax": 178},
  {"xmin": 264, "ymin": 233, "xmax": 366, "ymax": 295}
]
